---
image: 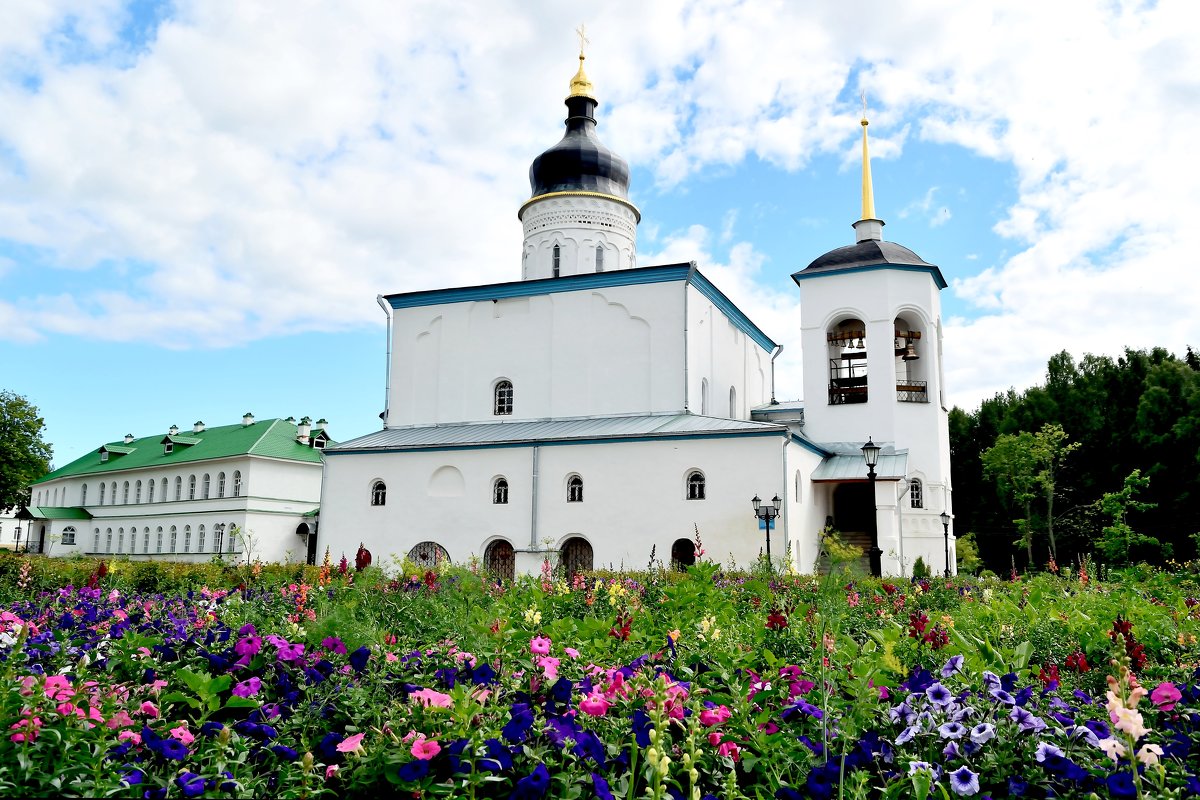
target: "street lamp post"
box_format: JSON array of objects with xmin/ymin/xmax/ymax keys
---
[
  {"xmin": 861, "ymin": 438, "xmax": 882, "ymax": 577},
  {"xmin": 751, "ymin": 494, "xmax": 782, "ymax": 561},
  {"xmin": 940, "ymin": 511, "xmax": 951, "ymax": 578}
]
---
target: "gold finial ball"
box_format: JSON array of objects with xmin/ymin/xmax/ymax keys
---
[{"xmin": 861, "ymin": 118, "xmax": 869, "ymax": 127}]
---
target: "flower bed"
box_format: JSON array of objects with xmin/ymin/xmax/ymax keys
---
[{"xmin": 1, "ymin": 553, "xmax": 1199, "ymax": 798}]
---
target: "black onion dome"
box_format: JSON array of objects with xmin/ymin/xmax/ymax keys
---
[
  {"xmin": 528, "ymin": 95, "xmax": 631, "ymax": 201},
  {"xmin": 792, "ymin": 240, "xmax": 947, "ymax": 288}
]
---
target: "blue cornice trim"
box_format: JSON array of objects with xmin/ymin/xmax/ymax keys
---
[
  {"xmin": 386, "ymin": 263, "xmax": 695, "ymax": 310},
  {"xmin": 324, "ymin": 428, "xmax": 786, "ymax": 456},
  {"xmin": 685, "ymin": 271, "xmax": 778, "ymax": 353},
  {"xmin": 791, "ymin": 263, "xmax": 949, "ymax": 290},
  {"xmin": 790, "ymin": 434, "xmax": 833, "ymax": 458}
]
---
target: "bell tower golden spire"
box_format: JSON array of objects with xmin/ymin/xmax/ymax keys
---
[
  {"xmin": 568, "ymin": 23, "xmax": 595, "ymax": 100},
  {"xmin": 853, "ymin": 91, "xmax": 885, "ymax": 242},
  {"xmin": 859, "ymin": 91, "xmax": 876, "ymax": 221}
]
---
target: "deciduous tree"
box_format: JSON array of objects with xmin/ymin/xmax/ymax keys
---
[{"xmin": 0, "ymin": 391, "xmax": 53, "ymax": 513}]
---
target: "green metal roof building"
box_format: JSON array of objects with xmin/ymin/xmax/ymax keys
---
[{"xmin": 22, "ymin": 414, "xmax": 331, "ymax": 564}]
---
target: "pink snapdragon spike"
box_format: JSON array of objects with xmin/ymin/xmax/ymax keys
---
[
  {"xmin": 579, "ymin": 693, "xmax": 611, "ymax": 717},
  {"xmin": 1150, "ymin": 682, "xmax": 1181, "ymax": 711},
  {"xmin": 530, "ymin": 636, "xmax": 552, "ymax": 655}
]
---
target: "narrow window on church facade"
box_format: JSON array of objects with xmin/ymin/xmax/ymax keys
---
[
  {"xmin": 686, "ymin": 471, "xmax": 705, "ymax": 500},
  {"xmin": 909, "ymin": 478, "xmax": 923, "ymax": 508},
  {"xmin": 81, "ymin": 484, "xmax": 88, "ymax": 505},
  {"xmin": 371, "ymin": 480, "xmax": 387, "ymax": 506},
  {"xmin": 493, "ymin": 477, "xmax": 509, "ymax": 504},
  {"xmin": 596, "ymin": 246, "xmax": 604, "ymax": 272},
  {"xmin": 188, "ymin": 475, "xmax": 197, "ymax": 500},
  {"xmin": 729, "ymin": 386, "xmax": 737, "ymax": 418},
  {"xmin": 567, "ymin": 475, "xmax": 584, "ymax": 502},
  {"xmin": 494, "ymin": 380, "xmax": 514, "ymax": 416},
  {"xmin": 552, "ymin": 244, "xmax": 561, "ymax": 277},
  {"xmin": 232, "ymin": 471, "xmax": 242, "ymax": 497}
]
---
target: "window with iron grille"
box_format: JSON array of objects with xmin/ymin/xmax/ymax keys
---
[
  {"xmin": 494, "ymin": 380, "xmax": 514, "ymax": 416},
  {"xmin": 567, "ymin": 475, "xmax": 584, "ymax": 503}
]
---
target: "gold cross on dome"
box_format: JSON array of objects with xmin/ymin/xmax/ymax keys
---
[
  {"xmin": 576, "ymin": 23, "xmax": 590, "ymax": 56},
  {"xmin": 861, "ymin": 90, "xmax": 868, "ymax": 120}
]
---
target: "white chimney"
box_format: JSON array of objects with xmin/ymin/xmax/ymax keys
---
[
  {"xmin": 297, "ymin": 416, "xmax": 312, "ymax": 443},
  {"xmin": 193, "ymin": 420, "xmax": 205, "ymax": 433},
  {"xmin": 242, "ymin": 412, "xmax": 255, "ymax": 426},
  {"xmin": 315, "ymin": 418, "xmax": 328, "ymax": 433},
  {"xmin": 123, "ymin": 433, "xmax": 134, "ymax": 444},
  {"xmin": 169, "ymin": 425, "xmax": 179, "ymax": 436}
]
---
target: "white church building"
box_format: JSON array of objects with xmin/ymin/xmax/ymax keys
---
[{"xmin": 320, "ymin": 51, "xmax": 953, "ymax": 578}]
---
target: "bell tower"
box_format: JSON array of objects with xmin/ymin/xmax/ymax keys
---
[
  {"xmin": 791, "ymin": 100, "xmax": 954, "ymax": 574},
  {"xmin": 519, "ymin": 32, "xmax": 639, "ymax": 280}
]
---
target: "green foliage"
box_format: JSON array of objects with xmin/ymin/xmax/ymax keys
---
[
  {"xmin": 1095, "ymin": 469, "xmax": 1168, "ymax": 564},
  {"xmin": 911, "ymin": 556, "xmax": 931, "ymax": 579},
  {"xmin": 954, "ymin": 532, "xmax": 983, "ymax": 575},
  {"xmin": 0, "ymin": 390, "xmax": 53, "ymax": 513},
  {"xmin": 954, "ymin": 346, "xmax": 1200, "ymax": 572}
]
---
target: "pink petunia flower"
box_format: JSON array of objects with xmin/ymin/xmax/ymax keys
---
[
  {"xmin": 1150, "ymin": 682, "xmax": 1182, "ymax": 711},
  {"xmin": 170, "ymin": 724, "xmax": 195, "ymax": 745},
  {"xmin": 336, "ymin": 732, "xmax": 366, "ymax": 755},
  {"xmin": 233, "ymin": 677, "xmax": 262, "ymax": 698},
  {"xmin": 409, "ymin": 688, "xmax": 453, "ymax": 708},
  {"xmin": 139, "ymin": 701, "xmax": 159, "ymax": 718},
  {"xmin": 579, "ymin": 693, "xmax": 611, "ymax": 717},
  {"xmin": 538, "ymin": 656, "xmax": 560, "ymax": 681},
  {"xmin": 564, "ymin": 647, "xmax": 580, "ymax": 659},
  {"xmin": 411, "ymin": 736, "xmax": 441, "ymax": 760},
  {"xmin": 718, "ymin": 741, "xmax": 741, "ymax": 761},
  {"xmin": 530, "ymin": 636, "xmax": 552, "ymax": 656},
  {"xmin": 699, "ymin": 705, "xmax": 732, "ymax": 726}
]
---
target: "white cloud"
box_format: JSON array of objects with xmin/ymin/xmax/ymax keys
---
[{"xmin": 0, "ymin": 0, "xmax": 1196, "ymax": 413}]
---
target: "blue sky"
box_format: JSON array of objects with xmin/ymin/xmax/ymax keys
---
[{"xmin": 2, "ymin": 0, "xmax": 1196, "ymax": 468}]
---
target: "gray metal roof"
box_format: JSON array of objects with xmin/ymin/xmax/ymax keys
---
[
  {"xmin": 810, "ymin": 442, "xmax": 908, "ymax": 482},
  {"xmin": 326, "ymin": 413, "xmax": 788, "ymax": 452}
]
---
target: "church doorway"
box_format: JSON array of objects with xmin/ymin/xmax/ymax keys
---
[
  {"xmin": 484, "ymin": 539, "xmax": 515, "ymax": 582},
  {"xmin": 407, "ymin": 541, "xmax": 449, "ymax": 569},
  {"xmin": 560, "ymin": 537, "xmax": 592, "ymax": 580},
  {"xmin": 296, "ymin": 523, "xmax": 319, "ymax": 565},
  {"xmin": 670, "ymin": 538, "xmax": 695, "ymax": 570},
  {"xmin": 830, "ymin": 484, "xmax": 874, "ymax": 575}
]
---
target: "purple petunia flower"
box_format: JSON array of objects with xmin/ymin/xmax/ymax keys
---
[
  {"xmin": 941, "ymin": 655, "xmax": 965, "ymax": 677},
  {"xmin": 1009, "ymin": 706, "xmax": 1047, "ymax": 734},
  {"xmin": 988, "ymin": 688, "xmax": 1015, "ymax": 705},
  {"xmin": 895, "ymin": 725, "xmax": 919, "ymax": 746},
  {"xmin": 948, "ymin": 765, "xmax": 980, "ymax": 796},
  {"xmin": 969, "ymin": 722, "xmax": 995, "ymax": 744},
  {"xmin": 175, "ymin": 772, "xmax": 205, "ymax": 798},
  {"xmin": 592, "ymin": 773, "xmax": 615, "ymax": 800},
  {"xmin": 232, "ymin": 676, "xmax": 262, "ymax": 697},
  {"xmin": 938, "ymin": 722, "xmax": 966, "ymax": 740},
  {"xmin": 1034, "ymin": 742, "xmax": 1063, "ymax": 762},
  {"xmin": 926, "ymin": 683, "xmax": 953, "ymax": 707},
  {"xmin": 512, "ymin": 764, "xmax": 550, "ymax": 800}
]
